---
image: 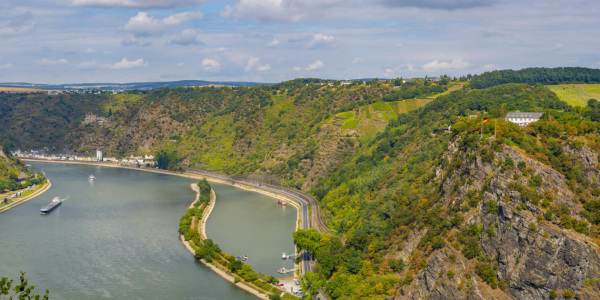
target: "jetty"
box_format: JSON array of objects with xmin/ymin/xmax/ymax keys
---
[
  {"xmin": 281, "ymin": 253, "xmax": 298, "ymax": 259},
  {"xmin": 277, "ymin": 267, "xmax": 298, "ymax": 274}
]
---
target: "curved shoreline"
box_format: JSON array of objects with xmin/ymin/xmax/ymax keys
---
[
  {"xmin": 0, "ymin": 179, "xmax": 52, "ymax": 214},
  {"xmin": 24, "ymin": 159, "xmax": 300, "ymax": 298},
  {"xmin": 180, "ymin": 185, "xmax": 270, "ymax": 299}
]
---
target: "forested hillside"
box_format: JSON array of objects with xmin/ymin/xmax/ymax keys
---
[
  {"xmin": 299, "ymin": 83, "xmax": 600, "ymax": 299},
  {"xmin": 0, "ymin": 92, "xmax": 109, "ymax": 151},
  {"xmin": 63, "ymin": 78, "xmax": 444, "ymax": 189},
  {"xmin": 470, "ymin": 67, "xmax": 600, "ymax": 89}
]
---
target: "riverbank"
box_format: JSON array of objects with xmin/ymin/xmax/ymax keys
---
[
  {"xmin": 24, "ymin": 159, "xmax": 301, "ymax": 299},
  {"xmin": 180, "ymin": 184, "xmax": 284, "ymax": 300},
  {"xmin": 0, "ymin": 179, "xmax": 52, "ymax": 214}
]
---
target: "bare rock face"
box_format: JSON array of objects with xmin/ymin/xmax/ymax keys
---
[{"xmin": 401, "ymin": 143, "xmax": 600, "ymax": 299}]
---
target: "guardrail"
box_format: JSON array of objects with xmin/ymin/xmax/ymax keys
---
[{"xmin": 184, "ymin": 168, "xmax": 333, "ymax": 235}]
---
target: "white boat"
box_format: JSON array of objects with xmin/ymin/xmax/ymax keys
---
[
  {"xmin": 282, "ymin": 253, "xmax": 287, "ymax": 259},
  {"xmin": 41, "ymin": 197, "xmax": 62, "ymax": 214},
  {"xmin": 89, "ymin": 175, "xmax": 96, "ymax": 181}
]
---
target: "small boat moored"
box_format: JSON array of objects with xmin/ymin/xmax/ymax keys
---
[
  {"xmin": 277, "ymin": 200, "xmax": 287, "ymax": 206},
  {"xmin": 89, "ymin": 175, "xmax": 96, "ymax": 182},
  {"xmin": 41, "ymin": 197, "xmax": 62, "ymax": 214}
]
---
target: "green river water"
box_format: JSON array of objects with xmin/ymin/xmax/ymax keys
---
[{"xmin": 0, "ymin": 161, "xmax": 296, "ymax": 299}]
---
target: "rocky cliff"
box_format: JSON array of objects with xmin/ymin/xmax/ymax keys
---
[{"xmin": 400, "ymin": 139, "xmax": 600, "ymax": 299}]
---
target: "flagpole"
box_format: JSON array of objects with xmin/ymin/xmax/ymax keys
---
[
  {"xmin": 494, "ymin": 119, "xmax": 497, "ymax": 139},
  {"xmin": 481, "ymin": 117, "xmax": 483, "ymax": 140}
]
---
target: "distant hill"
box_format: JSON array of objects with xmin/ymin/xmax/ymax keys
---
[{"xmin": 0, "ymin": 80, "xmax": 268, "ymax": 91}]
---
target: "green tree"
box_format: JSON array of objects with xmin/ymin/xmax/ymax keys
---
[
  {"xmin": 293, "ymin": 229, "xmax": 322, "ymax": 255},
  {"xmin": 301, "ymin": 272, "xmax": 325, "ymax": 300},
  {"xmin": 0, "ymin": 272, "xmax": 49, "ymax": 300}
]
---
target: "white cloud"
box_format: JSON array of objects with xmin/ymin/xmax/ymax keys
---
[
  {"xmin": 551, "ymin": 43, "xmax": 564, "ymax": 50},
  {"xmin": 352, "ymin": 57, "xmax": 365, "ymax": 64},
  {"xmin": 0, "ymin": 11, "xmax": 35, "ymax": 36},
  {"xmin": 124, "ymin": 12, "xmax": 164, "ymax": 37},
  {"xmin": 170, "ymin": 29, "xmax": 204, "ymax": 45},
  {"xmin": 177, "ymin": 62, "xmax": 185, "ymax": 66},
  {"xmin": 293, "ymin": 66, "xmax": 301, "ymax": 71},
  {"xmin": 71, "ymin": 0, "xmax": 204, "ymax": 9},
  {"xmin": 121, "ymin": 36, "xmax": 152, "ymax": 47},
  {"xmin": 0, "ymin": 63, "xmax": 12, "ymax": 69},
  {"xmin": 257, "ymin": 64, "xmax": 271, "ymax": 71},
  {"xmin": 421, "ymin": 58, "xmax": 470, "ymax": 71},
  {"xmin": 244, "ymin": 56, "xmax": 270, "ymax": 72},
  {"xmin": 377, "ymin": 0, "xmax": 498, "ymax": 10},
  {"xmin": 221, "ymin": 0, "xmax": 344, "ymax": 23},
  {"xmin": 124, "ymin": 11, "xmax": 203, "ymax": 37},
  {"xmin": 85, "ymin": 48, "xmax": 96, "ymax": 53},
  {"xmin": 307, "ymin": 33, "xmax": 335, "ymax": 49},
  {"xmin": 306, "ymin": 60, "xmax": 324, "ymax": 71},
  {"xmin": 481, "ymin": 64, "xmax": 499, "ymax": 71},
  {"xmin": 110, "ymin": 58, "xmax": 148, "ymax": 69},
  {"xmin": 37, "ymin": 58, "xmax": 68, "ymax": 66},
  {"xmin": 266, "ymin": 39, "xmax": 280, "ymax": 47},
  {"xmin": 201, "ymin": 58, "xmax": 220, "ymax": 72},
  {"xmin": 163, "ymin": 11, "xmax": 204, "ymax": 25},
  {"xmin": 77, "ymin": 60, "xmax": 99, "ymax": 70}
]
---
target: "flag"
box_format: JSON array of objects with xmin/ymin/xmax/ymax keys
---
[{"xmin": 483, "ymin": 118, "xmax": 488, "ymax": 122}]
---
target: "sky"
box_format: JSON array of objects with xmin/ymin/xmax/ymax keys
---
[{"xmin": 0, "ymin": 0, "xmax": 599, "ymax": 84}]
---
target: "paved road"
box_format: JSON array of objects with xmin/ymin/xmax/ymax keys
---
[{"xmin": 183, "ymin": 168, "xmax": 332, "ymax": 275}]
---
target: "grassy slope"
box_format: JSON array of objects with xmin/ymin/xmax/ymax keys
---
[
  {"xmin": 548, "ymin": 83, "xmax": 600, "ymax": 107},
  {"xmin": 329, "ymin": 99, "xmax": 431, "ymax": 139}
]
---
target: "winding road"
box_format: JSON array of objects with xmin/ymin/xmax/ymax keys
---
[{"xmin": 183, "ymin": 168, "xmax": 332, "ymax": 275}]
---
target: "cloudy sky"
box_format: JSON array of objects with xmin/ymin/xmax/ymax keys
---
[{"xmin": 0, "ymin": 0, "xmax": 598, "ymax": 84}]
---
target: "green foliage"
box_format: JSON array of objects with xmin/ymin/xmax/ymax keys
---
[
  {"xmin": 487, "ymin": 200, "xmax": 498, "ymax": 214},
  {"xmin": 563, "ymin": 289, "xmax": 574, "ymax": 298},
  {"xmin": 0, "ymin": 272, "xmax": 49, "ymax": 300},
  {"xmin": 476, "ymin": 262, "xmax": 497, "ymax": 288},
  {"xmin": 470, "ymin": 67, "xmax": 600, "ymax": 89},
  {"xmin": 293, "ymin": 229, "xmax": 322, "ymax": 255},
  {"xmin": 549, "ymin": 290, "xmax": 557, "ymax": 299},
  {"xmin": 301, "ymin": 272, "xmax": 326, "ymax": 300},
  {"xmin": 155, "ymin": 149, "xmax": 181, "ymax": 170}
]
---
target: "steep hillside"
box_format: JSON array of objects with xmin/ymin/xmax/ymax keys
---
[
  {"xmin": 64, "ymin": 79, "xmax": 441, "ymax": 188},
  {"xmin": 301, "ymin": 83, "xmax": 600, "ymax": 299},
  {"xmin": 0, "ymin": 92, "xmax": 109, "ymax": 151}
]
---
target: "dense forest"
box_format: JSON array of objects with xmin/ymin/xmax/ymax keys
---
[
  {"xmin": 0, "ymin": 92, "xmax": 109, "ymax": 151},
  {"xmin": 470, "ymin": 67, "xmax": 600, "ymax": 89},
  {"xmin": 61, "ymin": 78, "xmax": 445, "ymax": 189}
]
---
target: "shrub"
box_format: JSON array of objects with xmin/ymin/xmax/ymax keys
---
[
  {"xmin": 476, "ymin": 262, "xmax": 497, "ymax": 288},
  {"xmin": 563, "ymin": 289, "xmax": 574, "ymax": 299}
]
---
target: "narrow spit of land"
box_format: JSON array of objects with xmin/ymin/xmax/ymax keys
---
[
  {"xmin": 23, "ymin": 159, "xmax": 307, "ymax": 299},
  {"xmin": 0, "ymin": 180, "xmax": 52, "ymax": 214}
]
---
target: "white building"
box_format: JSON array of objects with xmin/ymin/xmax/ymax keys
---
[
  {"xmin": 96, "ymin": 149, "xmax": 103, "ymax": 161},
  {"xmin": 506, "ymin": 112, "xmax": 544, "ymax": 126}
]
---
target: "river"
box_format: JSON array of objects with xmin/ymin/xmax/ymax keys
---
[{"xmin": 0, "ymin": 161, "xmax": 296, "ymax": 299}]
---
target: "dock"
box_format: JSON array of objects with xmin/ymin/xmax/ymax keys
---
[
  {"xmin": 282, "ymin": 252, "xmax": 298, "ymax": 259},
  {"xmin": 277, "ymin": 267, "xmax": 298, "ymax": 274}
]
